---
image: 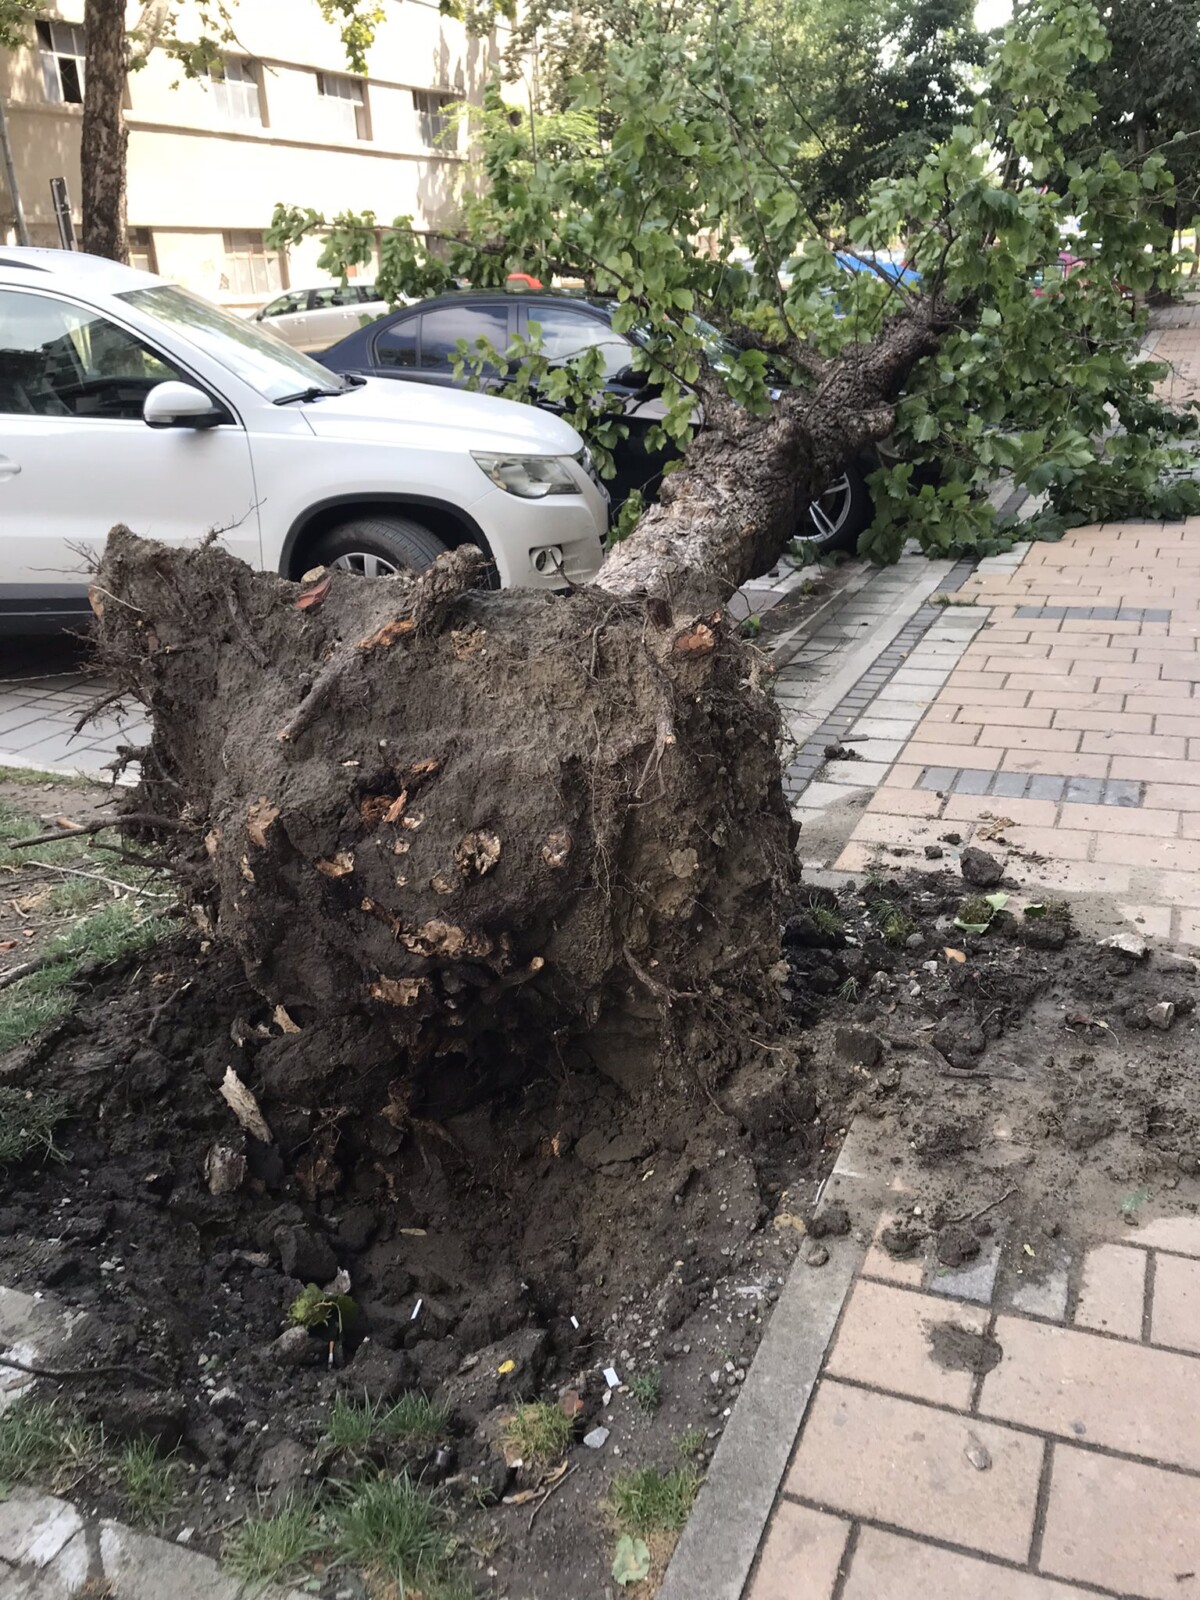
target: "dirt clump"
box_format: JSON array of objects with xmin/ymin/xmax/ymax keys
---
[{"xmin": 928, "ymin": 1324, "xmax": 1003, "ymax": 1376}]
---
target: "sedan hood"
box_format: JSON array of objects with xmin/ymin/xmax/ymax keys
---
[{"xmin": 301, "ymin": 375, "xmax": 585, "ymax": 456}]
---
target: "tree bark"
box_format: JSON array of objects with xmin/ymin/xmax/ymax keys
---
[
  {"xmin": 90, "ymin": 298, "xmax": 952, "ymax": 1134},
  {"xmin": 82, "ymin": 0, "xmax": 129, "ymax": 263}
]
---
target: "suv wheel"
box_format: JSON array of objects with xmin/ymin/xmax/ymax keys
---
[
  {"xmin": 312, "ymin": 515, "xmax": 450, "ymax": 578},
  {"xmin": 805, "ymin": 464, "xmax": 874, "ymax": 553}
]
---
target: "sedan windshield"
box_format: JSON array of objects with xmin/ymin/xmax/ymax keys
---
[{"xmin": 117, "ymin": 284, "xmax": 346, "ymax": 403}]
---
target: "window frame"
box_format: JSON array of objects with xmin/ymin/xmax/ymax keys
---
[
  {"xmin": 378, "ymin": 300, "xmax": 516, "ymax": 373},
  {"xmin": 221, "ymin": 230, "xmax": 285, "ymax": 299},
  {"xmin": 0, "ymin": 285, "xmax": 230, "ymax": 426},
  {"xmin": 412, "ymin": 89, "xmax": 456, "ymax": 148},
  {"xmin": 35, "ymin": 19, "xmax": 86, "ymax": 105},
  {"xmin": 316, "ymin": 70, "xmax": 370, "ymax": 140},
  {"xmin": 206, "ymin": 56, "xmax": 265, "ymax": 127}
]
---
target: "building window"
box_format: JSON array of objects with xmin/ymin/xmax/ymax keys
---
[
  {"xmin": 207, "ymin": 58, "xmax": 264, "ymax": 126},
  {"xmin": 128, "ymin": 229, "xmax": 158, "ymax": 276},
  {"xmin": 36, "ymin": 20, "xmax": 86, "ymax": 105},
  {"xmin": 413, "ymin": 90, "xmax": 456, "ymax": 147},
  {"xmin": 317, "ymin": 72, "xmax": 370, "ymax": 140},
  {"xmin": 222, "ymin": 231, "xmax": 283, "ymax": 297}
]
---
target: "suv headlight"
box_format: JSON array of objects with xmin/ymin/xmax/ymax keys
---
[{"xmin": 472, "ymin": 452, "xmax": 581, "ymax": 498}]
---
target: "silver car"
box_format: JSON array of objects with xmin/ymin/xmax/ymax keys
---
[{"xmin": 253, "ymin": 283, "xmax": 391, "ymax": 353}]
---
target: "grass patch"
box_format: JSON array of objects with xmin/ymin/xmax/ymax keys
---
[
  {"xmin": 0, "ymin": 901, "xmax": 168, "ymax": 1054},
  {"xmin": 331, "ymin": 1473, "xmax": 458, "ymax": 1589},
  {"xmin": 629, "ymin": 1368, "xmax": 662, "ymax": 1414},
  {"xmin": 957, "ymin": 894, "xmax": 997, "ymax": 928},
  {"xmin": 502, "ymin": 1402, "xmax": 573, "ymax": 1467},
  {"xmin": 118, "ymin": 1439, "xmax": 181, "ymax": 1525},
  {"xmin": 326, "ymin": 1391, "xmax": 449, "ymax": 1450},
  {"xmin": 0, "ymin": 1085, "xmax": 66, "ymax": 1164},
  {"xmin": 223, "ymin": 1499, "xmax": 328, "ymax": 1590},
  {"xmin": 805, "ymin": 897, "xmax": 845, "ymax": 938},
  {"xmin": 0, "ymin": 1399, "xmax": 103, "ymax": 1490},
  {"xmin": 0, "ymin": 765, "xmax": 97, "ymax": 790},
  {"xmin": 676, "ymin": 1427, "xmax": 706, "ymax": 1459},
  {"xmin": 877, "ymin": 901, "xmax": 917, "ymax": 946},
  {"xmin": 0, "ymin": 800, "xmax": 82, "ymax": 870},
  {"xmin": 837, "ymin": 976, "xmax": 860, "ymax": 1002},
  {"xmin": 609, "ymin": 1464, "xmax": 701, "ymax": 1536}
]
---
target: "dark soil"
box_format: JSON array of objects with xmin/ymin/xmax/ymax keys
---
[{"xmin": 3, "ymin": 860, "xmax": 1200, "ymax": 1597}]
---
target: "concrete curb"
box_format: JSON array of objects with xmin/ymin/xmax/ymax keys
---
[{"xmin": 657, "ymin": 1233, "xmax": 863, "ymax": 1600}]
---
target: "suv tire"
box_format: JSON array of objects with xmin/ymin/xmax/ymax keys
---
[
  {"xmin": 805, "ymin": 462, "xmax": 874, "ymax": 553},
  {"xmin": 312, "ymin": 515, "xmax": 450, "ymax": 577}
]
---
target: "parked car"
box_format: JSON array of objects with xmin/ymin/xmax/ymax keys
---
[
  {"xmin": 318, "ymin": 289, "xmax": 878, "ymax": 550},
  {"xmin": 252, "ymin": 282, "xmax": 392, "ymax": 353},
  {"xmin": 0, "ymin": 249, "xmax": 608, "ymax": 634}
]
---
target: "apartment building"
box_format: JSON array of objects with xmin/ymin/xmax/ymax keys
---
[{"xmin": 0, "ymin": 0, "xmax": 506, "ymax": 306}]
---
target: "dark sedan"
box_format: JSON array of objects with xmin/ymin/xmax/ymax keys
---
[{"xmin": 318, "ymin": 289, "xmax": 877, "ymax": 552}]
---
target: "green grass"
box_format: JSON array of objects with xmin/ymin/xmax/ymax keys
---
[
  {"xmin": 326, "ymin": 1391, "xmax": 449, "ymax": 1450},
  {"xmin": 0, "ymin": 1399, "xmax": 103, "ymax": 1490},
  {"xmin": 676, "ymin": 1427, "xmax": 706, "ymax": 1459},
  {"xmin": 223, "ymin": 1500, "xmax": 328, "ymax": 1590},
  {"xmin": 957, "ymin": 894, "xmax": 996, "ymax": 928},
  {"xmin": 877, "ymin": 901, "xmax": 917, "ymax": 946},
  {"xmin": 0, "ymin": 1085, "xmax": 66, "ymax": 1164},
  {"xmin": 118, "ymin": 1439, "xmax": 181, "ymax": 1525},
  {"xmin": 0, "ymin": 765, "xmax": 97, "ymax": 790},
  {"xmin": 0, "ymin": 800, "xmax": 81, "ymax": 870},
  {"xmin": 609, "ymin": 1464, "xmax": 701, "ymax": 1536},
  {"xmin": 805, "ymin": 898, "xmax": 845, "ymax": 938},
  {"xmin": 331, "ymin": 1473, "xmax": 458, "ymax": 1588},
  {"xmin": 502, "ymin": 1401, "xmax": 574, "ymax": 1467},
  {"xmin": 0, "ymin": 901, "xmax": 169, "ymax": 1054},
  {"xmin": 837, "ymin": 976, "xmax": 860, "ymax": 1002},
  {"xmin": 629, "ymin": 1368, "xmax": 662, "ymax": 1415}
]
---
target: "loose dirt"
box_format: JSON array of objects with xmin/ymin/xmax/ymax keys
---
[{"xmin": 2, "ymin": 808, "xmax": 1200, "ymax": 1598}]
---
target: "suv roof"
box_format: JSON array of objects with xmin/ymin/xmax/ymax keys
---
[{"xmin": 0, "ymin": 246, "xmax": 165, "ymax": 295}]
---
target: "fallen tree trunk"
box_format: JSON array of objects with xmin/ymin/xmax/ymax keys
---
[{"xmin": 93, "ymin": 301, "xmax": 950, "ymax": 1116}]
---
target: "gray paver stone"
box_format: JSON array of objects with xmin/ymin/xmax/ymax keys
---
[{"xmin": 0, "ymin": 1494, "xmax": 83, "ymax": 1570}]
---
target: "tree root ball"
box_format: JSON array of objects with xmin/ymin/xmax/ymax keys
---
[{"xmin": 93, "ymin": 529, "xmax": 797, "ymax": 1098}]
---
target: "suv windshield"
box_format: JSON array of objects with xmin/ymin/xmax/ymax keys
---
[{"xmin": 117, "ymin": 284, "xmax": 344, "ymax": 403}]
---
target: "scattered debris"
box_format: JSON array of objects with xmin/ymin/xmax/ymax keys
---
[
  {"xmin": 1100, "ymin": 931, "xmax": 1148, "ymax": 961},
  {"xmin": 218, "ymin": 1066, "xmax": 272, "ymax": 1143},
  {"xmin": 960, "ymin": 847, "xmax": 1004, "ymax": 888},
  {"xmin": 964, "ymin": 1432, "xmax": 992, "ymax": 1471},
  {"xmin": 583, "ymin": 1426, "xmax": 610, "ymax": 1449},
  {"xmin": 1149, "ymin": 1001, "xmax": 1176, "ymax": 1031}
]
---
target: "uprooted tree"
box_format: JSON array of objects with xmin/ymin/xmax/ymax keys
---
[{"xmin": 92, "ymin": 0, "xmax": 1198, "ymax": 1156}]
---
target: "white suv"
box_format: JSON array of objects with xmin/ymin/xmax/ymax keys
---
[{"xmin": 0, "ymin": 248, "xmax": 608, "ymax": 633}]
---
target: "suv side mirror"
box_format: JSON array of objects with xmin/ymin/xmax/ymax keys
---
[
  {"xmin": 612, "ymin": 363, "xmax": 664, "ymax": 399},
  {"xmin": 143, "ymin": 381, "xmax": 224, "ymax": 430}
]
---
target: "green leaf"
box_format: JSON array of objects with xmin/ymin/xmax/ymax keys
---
[{"xmin": 613, "ymin": 1536, "xmax": 651, "ymax": 1587}]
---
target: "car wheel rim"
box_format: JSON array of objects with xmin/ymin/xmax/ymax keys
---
[
  {"xmin": 330, "ymin": 551, "xmax": 401, "ymax": 578},
  {"xmin": 807, "ymin": 474, "xmax": 852, "ymax": 541}
]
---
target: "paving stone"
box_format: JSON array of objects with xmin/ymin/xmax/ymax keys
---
[
  {"xmin": 927, "ymin": 1234, "xmax": 1002, "ymax": 1305},
  {"xmin": 980, "ymin": 1314, "xmax": 1200, "ymax": 1471},
  {"xmin": 1127, "ymin": 1216, "xmax": 1200, "ymax": 1257},
  {"xmin": 99, "ymin": 1524, "xmax": 242, "ymax": 1600},
  {"xmin": 745, "ymin": 1501, "xmax": 850, "ymax": 1600},
  {"xmin": 1151, "ymin": 1252, "xmax": 1200, "ymax": 1353},
  {"xmin": 1009, "ymin": 1266, "xmax": 1070, "ymax": 1322},
  {"xmin": 824, "ymin": 1279, "xmax": 987, "ymax": 1407},
  {"xmin": 1, "ymin": 1532, "xmax": 92, "ymax": 1597},
  {"xmin": 1040, "ymin": 1443, "xmax": 1200, "ymax": 1600},
  {"xmin": 785, "ymin": 1381, "xmax": 1044, "ymax": 1563},
  {"xmin": 1073, "ymin": 1242, "xmax": 1147, "ymax": 1340},
  {"xmin": 842, "ymin": 1526, "xmax": 1092, "ymax": 1600},
  {"xmin": 0, "ymin": 1495, "xmax": 83, "ymax": 1571}
]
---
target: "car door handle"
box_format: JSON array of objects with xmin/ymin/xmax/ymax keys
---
[{"xmin": 0, "ymin": 455, "xmax": 21, "ymax": 480}]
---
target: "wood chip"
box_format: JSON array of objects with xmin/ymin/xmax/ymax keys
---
[
  {"xmin": 219, "ymin": 1066, "xmax": 272, "ymax": 1143},
  {"xmin": 246, "ymin": 798, "xmax": 279, "ymax": 849},
  {"xmin": 316, "ymin": 851, "xmax": 355, "ymax": 877},
  {"xmin": 272, "ymin": 1004, "xmax": 301, "ymax": 1034}
]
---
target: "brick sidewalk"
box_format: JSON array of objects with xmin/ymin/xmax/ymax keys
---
[
  {"xmin": 829, "ymin": 515, "xmax": 1200, "ymax": 944},
  {"xmin": 746, "ymin": 1216, "xmax": 1200, "ymax": 1599}
]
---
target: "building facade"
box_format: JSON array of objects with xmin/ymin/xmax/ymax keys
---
[{"xmin": 0, "ymin": 0, "xmax": 505, "ymax": 306}]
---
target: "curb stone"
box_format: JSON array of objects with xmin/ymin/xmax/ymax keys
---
[{"xmin": 657, "ymin": 1232, "xmax": 863, "ymax": 1600}]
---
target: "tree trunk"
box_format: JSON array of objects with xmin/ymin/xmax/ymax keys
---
[
  {"xmin": 90, "ymin": 300, "xmax": 950, "ymax": 1139},
  {"xmin": 82, "ymin": 0, "xmax": 129, "ymax": 262}
]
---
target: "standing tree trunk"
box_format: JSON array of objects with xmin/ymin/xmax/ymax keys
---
[{"xmin": 82, "ymin": 0, "xmax": 129, "ymax": 262}]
